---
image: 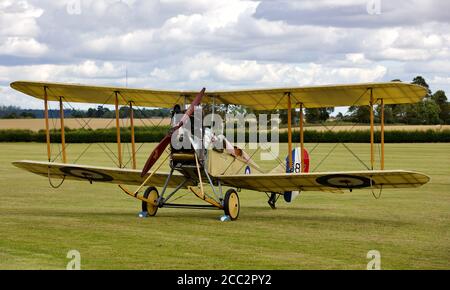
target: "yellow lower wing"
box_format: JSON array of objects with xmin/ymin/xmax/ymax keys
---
[
  {"xmin": 13, "ymin": 161, "xmax": 431, "ymax": 194},
  {"xmin": 13, "ymin": 160, "xmax": 193, "ymax": 188},
  {"xmin": 217, "ymin": 170, "xmax": 430, "ymax": 193}
]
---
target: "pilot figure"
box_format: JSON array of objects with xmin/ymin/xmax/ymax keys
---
[{"xmin": 171, "ymin": 104, "xmax": 182, "ymax": 124}]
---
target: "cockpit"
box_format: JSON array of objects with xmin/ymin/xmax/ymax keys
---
[{"xmin": 169, "ymin": 105, "xmax": 253, "ymax": 169}]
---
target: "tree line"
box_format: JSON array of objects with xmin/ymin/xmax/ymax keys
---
[
  {"xmin": 303, "ymin": 76, "xmax": 449, "ymax": 125},
  {"xmin": 0, "ymin": 106, "xmax": 171, "ymax": 119},
  {"xmin": 245, "ymin": 76, "xmax": 449, "ymax": 126}
]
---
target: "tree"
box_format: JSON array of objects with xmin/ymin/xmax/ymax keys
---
[
  {"xmin": 375, "ymin": 105, "xmax": 395, "ymax": 124},
  {"xmin": 279, "ymin": 108, "xmax": 294, "ymax": 125},
  {"xmin": 389, "ymin": 104, "xmax": 405, "ymax": 123},
  {"xmin": 305, "ymin": 108, "xmax": 334, "ymax": 123},
  {"xmin": 407, "ymin": 76, "xmax": 441, "ymax": 124},
  {"xmin": 20, "ymin": 112, "xmax": 35, "ymax": 119},
  {"xmin": 447, "ymin": 104, "xmax": 450, "ymax": 124},
  {"xmin": 344, "ymin": 79, "xmax": 404, "ymax": 124},
  {"xmin": 203, "ymin": 104, "xmax": 235, "ymax": 120},
  {"xmin": 119, "ymin": 106, "xmax": 131, "ymax": 118},
  {"xmin": 386, "ymin": 76, "xmax": 442, "ymax": 124},
  {"xmin": 86, "ymin": 106, "xmax": 112, "ymax": 118},
  {"xmin": 412, "ymin": 76, "xmax": 432, "ymax": 97},
  {"xmin": 2, "ymin": 112, "xmax": 17, "ymax": 119},
  {"xmin": 417, "ymin": 100, "xmax": 441, "ymax": 124},
  {"xmin": 71, "ymin": 109, "xmax": 86, "ymax": 118},
  {"xmin": 432, "ymin": 90, "xmax": 450, "ymax": 124},
  {"xmin": 348, "ymin": 106, "xmax": 371, "ymax": 123},
  {"xmin": 335, "ymin": 112, "xmax": 344, "ymax": 121},
  {"xmin": 402, "ymin": 100, "xmax": 440, "ymax": 124}
]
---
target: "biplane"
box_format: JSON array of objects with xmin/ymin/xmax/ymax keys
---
[{"xmin": 10, "ymin": 81, "xmax": 430, "ymax": 220}]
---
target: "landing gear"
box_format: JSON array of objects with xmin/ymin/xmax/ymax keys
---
[
  {"xmin": 142, "ymin": 187, "xmax": 159, "ymax": 217},
  {"xmin": 224, "ymin": 189, "xmax": 240, "ymax": 220},
  {"xmin": 268, "ymin": 193, "xmax": 278, "ymax": 210}
]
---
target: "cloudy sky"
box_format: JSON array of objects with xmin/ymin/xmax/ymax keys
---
[{"xmin": 0, "ymin": 0, "xmax": 449, "ymax": 109}]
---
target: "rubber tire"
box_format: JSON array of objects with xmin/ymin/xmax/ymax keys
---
[
  {"xmin": 142, "ymin": 187, "xmax": 159, "ymax": 217},
  {"xmin": 224, "ymin": 189, "xmax": 240, "ymax": 221}
]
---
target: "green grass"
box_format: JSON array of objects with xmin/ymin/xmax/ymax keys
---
[{"xmin": 0, "ymin": 143, "xmax": 449, "ymax": 269}]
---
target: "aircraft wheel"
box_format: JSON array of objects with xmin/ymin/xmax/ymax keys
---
[
  {"xmin": 224, "ymin": 189, "xmax": 240, "ymax": 221},
  {"xmin": 142, "ymin": 187, "xmax": 159, "ymax": 217}
]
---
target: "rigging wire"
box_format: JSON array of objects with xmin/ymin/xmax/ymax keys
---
[
  {"xmin": 118, "ymin": 93, "xmax": 182, "ymax": 167},
  {"xmin": 233, "ymin": 146, "xmax": 261, "ymax": 175},
  {"xmin": 221, "ymin": 93, "xmax": 287, "ymax": 175},
  {"xmin": 257, "ymin": 93, "xmax": 292, "ymax": 169},
  {"xmin": 60, "ymin": 94, "xmax": 121, "ymax": 166},
  {"xmin": 48, "ymin": 101, "xmax": 63, "ymax": 163},
  {"xmin": 309, "ymin": 89, "xmax": 372, "ymax": 172},
  {"xmin": 341, "ymin": 143, "xmax": 371, "ymax": 170}
]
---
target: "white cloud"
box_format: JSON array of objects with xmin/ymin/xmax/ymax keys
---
[
  {"xmin": 0, "ymin": 0, "xmax": 43, "ymax": 37},
  {"xmin": 430, "ymin": 76, "xmax": 450, "ymax": 86},
  {"xmin": 0, "ymin": 0, "xmax": 47, "ymax": 58},
  {"xmin": 255, "ymin": 0, "xmax": 450, "ymax": 27},
  {"xmin": 0, "ymin": 84, "xmax": 42, "ymax": 108},
  {"xmin": 0, "ymin": 0, "xmax": 449, "ymax": 107},
  {"xmin": 0, "ymin": 60, "xmax": 124, "ymax": 84},
  {"xmin": 345, "ymin": 53, "xmax": 370, "ymax": 65},
  {"xmin": 148, "ymin": 53, "xmax": 387, "ymax": 89},
  {"xmin": 0, "ymin": 37, "xmax": 48, "ymax": 57}
]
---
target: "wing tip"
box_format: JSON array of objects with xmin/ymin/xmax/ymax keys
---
[{"xmin": 10, "ymin": 81, "xmax": 21, "ymax": 90}]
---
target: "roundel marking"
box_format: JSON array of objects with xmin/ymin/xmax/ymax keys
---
[
  {"xmin": 245, "ymin": 166, "xmax": 251, "ymax": 175},
  {"xmin": 316, "ymin": 174, "xmax": 374, "ymax": 189},
  {"xmin": 60, "ymin": 167, "xmax": 114, "ymax": 182}
]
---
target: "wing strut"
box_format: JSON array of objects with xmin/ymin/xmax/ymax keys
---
[
  {"xmin": 299, "ymin": 102, "xmax": 305, "ymax": 172},
  {"xmin": 380, "ymin": 98, "xmax": 385, "ymax": 170},
  {"xmin": 286, "ymin": 92, "xmax": 293, "ymax": 171},
  {"xmin": 114, "ymin": 92, "xmax": 123, "ymax": 168},
  {"xmin": 59, "ymin": 97, "xmax": 67, "ymax": 163},
  {"xmin": 44, "ymin": 86, "xmax": 51, "ymax": 162},
  {"xmin": 118, "ymin": 153, "xmax": 171, "ymax": 199},
  {"xmin": 370, "ymin": 88, "xmax": 375, "ymax": 170},
  {"xmin": 188, "ymin": 151, "xmax": 223, "ymax": 209}
]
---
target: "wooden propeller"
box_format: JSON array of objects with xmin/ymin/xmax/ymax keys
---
[{"xmin": 140, "ymin": 88, "xmax": 206, "ymax": 177}]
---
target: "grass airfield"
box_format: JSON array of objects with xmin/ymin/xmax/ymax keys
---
[{"xmin": 0, "ymin": 142, "xmax": 449, "ymax": 270}]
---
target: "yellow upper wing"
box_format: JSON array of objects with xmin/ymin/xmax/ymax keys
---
[
  {"xmin": 217, "ymin": 170, "xmax": 430, "ymax": 193},
  {"xmin": 10, "ymin": 81, "xmax": 427, "ymax": 110}
]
